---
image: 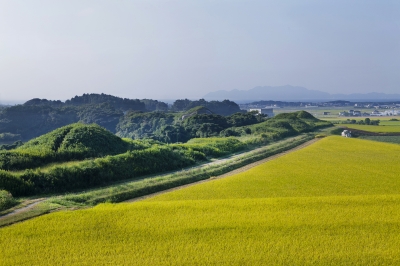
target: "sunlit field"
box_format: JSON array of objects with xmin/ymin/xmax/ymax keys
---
[
  {"xmin": 344, "ymin": 124, "xmax": 400, "ymax": 133},
  {"xmin": 2, "ymin": 137, "xmax": 400, "ymax": 265},
  {"xmin": 322, "ymin": 116, "xmax": 400, "ymax": 122}
]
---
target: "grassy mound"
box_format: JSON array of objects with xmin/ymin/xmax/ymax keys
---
[
  {"xmin": 20, "ymin": 123, "xmax": 129, "ymax": 156},
  {"xmin": 238, "ymin": 111, "xmax": 331, "ymax": 140},
  {"xmin": 0, "ymin": 124, "xmax": 134, "ymax": 171}
]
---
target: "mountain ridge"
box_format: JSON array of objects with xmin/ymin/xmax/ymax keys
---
[{"xmin": 203, "ymin": 85, "xmax": 400, "ymax": 102}]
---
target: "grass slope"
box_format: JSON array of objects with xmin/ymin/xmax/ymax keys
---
[
  {"xmin": 0, "ymin": 123, "xmax": 138, "ymax": 171},
  {"xmin": 19, "ymin": 123, "xmax": 129, "ymax": 155},
  {"xmin": 2, "ymin": 137, "xmax": 400, "ymax": 265}
]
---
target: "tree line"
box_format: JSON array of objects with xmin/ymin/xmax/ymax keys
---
[
  {"xmin": 0, "ymin": 112, "xmax": 332, "ymax": 197},
  {"xmin": 0, "ymin": 94, "xmax": 242, "ymax": 142}
]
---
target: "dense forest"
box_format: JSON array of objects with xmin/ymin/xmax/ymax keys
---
[
  {"xmin": 0, "ymin": 112, "xmax": 331, "ymax": 197},
  {"xmin": 116, "ymin": 107, "xmax": 264, "ymax": 142},
  {"xmin": 0, "ymin": 94, "xmax": 242, "ymax": 143}
]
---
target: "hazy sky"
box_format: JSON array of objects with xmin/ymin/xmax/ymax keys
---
[{"xmin": 1, "ymin": 0, "xmax": 399, "ymax": 102}]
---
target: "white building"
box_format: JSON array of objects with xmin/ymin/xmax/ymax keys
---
[
  {"xmin": 342, "ymin": 130, "xmax": 351, "ymax": 137},
  {"xmin": 249, "ymin": 108, "xmax": 274, "ymax": 117},
  {"xmin": 370, "ymin": 109, "xmax": 400, "ymax": 116}
]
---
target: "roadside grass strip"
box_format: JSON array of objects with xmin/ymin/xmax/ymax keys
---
[{"xmin": 2, "ymin": 137, "xmax": 400, "ymax": 265}]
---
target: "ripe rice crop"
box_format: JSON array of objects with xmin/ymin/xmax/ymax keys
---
[{"xmin": 1, "ymin": 136, "xmax": 400, "ymax": 265}]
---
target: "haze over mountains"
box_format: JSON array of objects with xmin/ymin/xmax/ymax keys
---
[{"xmin": 203, "ymin": 86, "xmax": 400, "ymax": 103}]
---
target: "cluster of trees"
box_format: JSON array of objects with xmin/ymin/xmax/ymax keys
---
[
  {"xmin": 0, "ymin": 94, "xmax": 245, "ymax": 143},
  {"xmin": 341, "ymin": 118, "xmax": 380, "ymax": 125},
  {"xmin": 117, "ymin": 111, "xmax": 265, "ymax": 142},
  {"xmin": 0, "ymin": 111, "xmax": 332, "ymax": 197},
  {"xmin": 219, "ymin": 111, "xmax": 331, "ymax": 140},
  {"xmin": 171, "ymin": 99, "xmax": 241, "ymax": 115},
  {"xmin": 0, "ymin": 189, "xmax": 16, "ymax": 212},
  {"xmin": 0, "ymin": 124, "xmax": 150, "ymax": 171},
  {"xmin": 0, "ymin": 141, "xmax": 23, "ymax": 151}
]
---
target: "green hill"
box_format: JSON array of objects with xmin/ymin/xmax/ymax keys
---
[
  {"xmin": 223, "ymin": 111, "xmax": 331, "ymax": 139},
  {"xmin": 20, "ymin": 123, "xmax": 128, "ymax": 156},
  {"xmin": 0, "ymin": 123, "xmax": 137, "ymax": 171},
  {"xmin": 0, "ymin": 111, "xmax": 331, "ymax": 197}
]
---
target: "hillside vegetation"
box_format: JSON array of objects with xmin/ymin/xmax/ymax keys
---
[
  {"xmin": 0, "ymin": 94, "xmax": 242, "ymax": 142},
  {"xmin": 1, "ymin": 137, "xmax": 400, "ymax": 265},
  {"xmin": 0, "ymin": 123, "xmax": 137, "ymax": 171},
  {"xmin": 0, "ymin": 111, "xmax": 331, "ymax": 197}
]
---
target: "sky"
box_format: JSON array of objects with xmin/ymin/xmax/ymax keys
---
[{"xmin": 0, "ymin": 0, "xmax": 399, "ymax": 103}]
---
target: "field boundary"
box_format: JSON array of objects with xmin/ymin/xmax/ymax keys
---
[
  {"xmin": 125, "ymin": 138, "xmax": 320, "ymax": 202},
  {"xmin": 0, "ymin": 199, "xmax": 45, "ymax": 219},
  {"xmin": 343, "ymin": 127, "xmax": 400, "ymax": 136},
  {"xmin": 0, "ymin": 134, "xmax": 319, "ymax": 227}
]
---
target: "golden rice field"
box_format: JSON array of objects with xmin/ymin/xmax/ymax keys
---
[{"xmin": 2, "ymin": 136, "xmax": 400, "ymax": 265}]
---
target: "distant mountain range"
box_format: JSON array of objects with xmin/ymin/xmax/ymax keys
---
[{"xmin": 203, "ymin": 85, "xmax": 400, "ymax": 103}]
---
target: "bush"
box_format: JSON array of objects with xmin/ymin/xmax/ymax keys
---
[
  {"xmin": 0, "ymin": 190, "xmax": 17, "ymax": 212},
  {"xmin": 330, "ymin": 127, "xmax": 345, "ymax": 135}
]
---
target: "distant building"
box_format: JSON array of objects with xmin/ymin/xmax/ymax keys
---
[
  {"xmin": 370, "ymin": 109, "xmax": 383, "ymax": 116},
  {"xmin": 342, "ymin": 130, "xmax": 351, "ymax": 137},
  {"xmin": 339, "ymin": 110, "xmax": 362, "ymax": 116},
  {"xmin": 249, "ymin": 108, "xmax": 274, "ymax": 117},
  {"xmin": 323, "ymin": 112, "xmax": 331, "ymax": 115}
]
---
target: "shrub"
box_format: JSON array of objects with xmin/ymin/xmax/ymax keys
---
[
  {"xmin": 330, "ymin": 127, "xmax": 345, "ymax": 135},
  {"xmin": 0, "ymin": 190, "xmax": 17, "ymax": 211}
]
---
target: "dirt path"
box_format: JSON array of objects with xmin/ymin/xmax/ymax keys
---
[
  {"xmin": 0, "ymin": 138, "xmax": 319, "ymax": 222},
  {"xmin": 125, "ymin": 138, "xmax": 320, "ymax": 202},
  {"xmin": 0, "ymin": 198, "xmax": 45, "ymax": 220}
]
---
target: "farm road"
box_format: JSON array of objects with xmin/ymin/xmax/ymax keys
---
[
  {"xmin": 0, "ymin": 137, "xmax": 319, "ymax": 222},
  {"xmin": 126, "ymin": 138, "xmax": 320, "ymax": 202},
  {"xmin": 0, "ymin": 198, "xmax": 45, "ymax": 221}
]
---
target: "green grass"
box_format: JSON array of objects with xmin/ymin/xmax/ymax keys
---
[
  {"xmin": 344, "ymin": 124, "xmax": 400, "ymax": 133},
  {"xmin": 10, "ymin": 160, "xmax": 86, "ymax": 175},
  {"xmin": 2, "ymin": 137, "xmax": 400, "ymax": 265},
  {"xmin": 359, "ymin": 136, "xmax": 400, "ymax": 145},
  {"xmin": 378, "ymin": 120, "xmax": 400, "ymax": 126},
  {"xmin": 323, "ymin": 116, "xmax": 400, "ymax": 122}
]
